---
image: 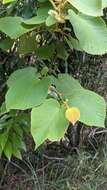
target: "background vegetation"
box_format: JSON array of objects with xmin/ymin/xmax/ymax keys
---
[{"xmin": 0, "ymin": 0, "xmax": 107, "ymax": 189}]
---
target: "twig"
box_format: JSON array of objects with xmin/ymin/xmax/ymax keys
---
[{"xmin": 43, "ymin": 154, "xmax": 64, "ymax": 161}]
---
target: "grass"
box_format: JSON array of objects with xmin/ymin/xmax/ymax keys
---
[{"xmin": 1, "ymin": 141, "xmax": 107, "ymax": 190}]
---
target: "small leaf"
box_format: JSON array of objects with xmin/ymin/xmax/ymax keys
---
[
  {"xmin": 0, "ymin": 133, "xmax": 8, "ymax": 150},
  {"xmin": 65, "ymin": 107, "xmax": 80, "ymax": 125},
  {"xmin": 46, "ymin": 15, "xmax": 57, "ymax": 26},
  {"xmin": 41, "ymin": 66, "xmax": 49, "ymax": 76},
  {"xmin": 0, "ymin": 102, "xmax": 7, "ymax": 116},
  {"xmin": 65, "ymin": 36, "xmax": 82, "ymax": 51},
  {"xmin": 56, "ymin": 42, "xmax": 69, "ymax": 60},
  {"xmin": 13, "ymin": 150, "xmax": 22, "ymax": 160},
  {"xmin": 23, "ymin": 4, "xmax": 52, "ymax": 25},
  {"xmin": 4, "ymin": 141, "xmax": 12, "ymax": 160}
]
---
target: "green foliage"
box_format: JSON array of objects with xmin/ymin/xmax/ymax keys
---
[
  {"xmin": 3, "ymin": 0, "xmax": 15, "ymax": 4},
  {"xmin": 68, "ymin": 0, "xmax": 102, "ymax": 16},
  {"xmin": 54, "ymin": 74, "xmax": 106, "ymax": 127},
  {"xmin": 68, "ymin": 10, "xmax": 107, "ymax": 54},
  {"xmin": 0, "ymin": 0, "xmax": 106, "ymax": 159},
  {"xmin": 31, "ymin": 98, "xmax": 68, "ymax": 147},
  {"xmin": 0, "ymin": 37, "xmax": 14, "ymax": 51},
  {"xmin": 0, "ymin": 0, "xmax": 107, "ymax": 54},
  {"xmin": 36, "ymin": 44, "xmax": 55, "ymax": 60},
  {"xmin": 5, "ymin": 68, "xmax": 106, "ymax": 149},
  {"xmin": 18, "ymin": 35, "xmax": 37, "ymax": 54},
  {"xmin": 0, "ymin": 17, "xmax": 37, "ymax": 39},
  {"xmin": 6, "ymin": 67, "xmax": 50, "ymax": 110},
  {"xmin": 0, "ymin": 111, "xmax": 29, "ymax": 160}
]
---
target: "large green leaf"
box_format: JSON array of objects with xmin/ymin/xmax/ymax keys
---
[
  {"xmin": 0, "ymin": 17, "xmax": 36, "ymax": 39},
  {"xmin": 55, "ymin": 74, "xmax": 106, "ymax": 127},
  {"xmin": 6, "ymin": 67, "xmax": 50, "ymax": 110},
  {"xmin": 55, "ymin": 74, "xmax": 82, "ymax": 97},
  {"xmin": 31, "ymin": 98, "xmax": 68, "ymax": 147},
  {"xmin": 7, "ymin": 67, "xmax": 37, "ymax": 87},
  {"xmin": 68, "ymin": 0, "xmax": 102, "ymax": 16},
  {"xmin": 68, "ymin": 10, "xmax": 107, "ymax": 55},
  {"xmin": 68, "ymin": 89, "xmax": 106, "ymax": 128}
]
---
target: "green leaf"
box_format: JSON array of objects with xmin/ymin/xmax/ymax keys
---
[
  {"xmin": 55, "ymin": 74, "xmax": 82, "ymax": 97},
  {"xmin": 0, "ymin": 133, "xmax": 8, "ymax": 150},
  {"xmin": 68, "ymin": 0, "xmax": 102, "ymax": 16},
  {"xmin": 6, "ymin": 67, "xmax": 50, "ymax": 110},
  {"xmin": 36, "ymin": 44, "xmax": 55, "ymax": 60},
  {"xmin": 0, "ymin": 37, "xmax": 14, "ymax": 51},
  {"xmin": 23, "ymin": 4, "xmax": 52, "ymax": 25},
  {"xmin": 3, "ymin": 0, "xmax": 15, "ymax": 4},
  {"xmin": 37, "ymin": 4, "xmax": 52, "ymax": 16},
  {"xmin": 18, "ymin": 35, "xmax": 37, "ymax": 54},
  {"xmin": 31, "ymin": 99, "xmax": 68, "ymax": 147},
  {"xmin": 4, "ymin": 141, "xmax": 12, "ymax": 160},
  {"xmin": 0, "ymin": 145, "xmax": 2, "ymax": 155},
  {"xmin": 46, "ymin": 15, "xmax": 57, "ymax": 26},
  {"xmin": 56, "ymin": 42, "xmax": 69, "ymax": 60},
  {"xmin": 41, "ymin": 66, "xmax": 49, "ymax": 76},
  {"xmin": 65, "ymin": 36, "xmax": 82, "ymax": 51},
  {"xmin": 0, "ymin": 102, "xmax": 7, "ymax": 116},
  {"xmin": 23, "ymin": 15, "xmax": 47, "ymax": 25},
  {"xmin": 55, "ymin": 74, "xmax": 106, "ymax": 127},
  {"xmin": 0, "ymin": 17, "xmax": 37, "ymax": 39},
  {"xmin": 68, "ymin": 89, "xmax": 106, "ymax": 128},
  {"xmin": 7, "ymin": 67, "xmax": 37, "ymax": 87},
  {"xmin": 13, "ymin": 149, "xmax": 22, "ymax": 160},
  {"xmin": 38, "ymin": 0, "xmax": 48, "ymax": 2},
  {"xmin": 12, "ymin": 133, "xmax": 25, "ymax": 150},
  {"xmin": 68, "ymin": 10, "xmax": 107, "ymax": 55}
]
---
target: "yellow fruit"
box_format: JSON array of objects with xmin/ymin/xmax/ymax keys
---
[{"xmin": 65, "ymin": 107, "xmax": 80, "ymax": 125}]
